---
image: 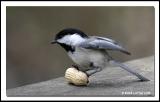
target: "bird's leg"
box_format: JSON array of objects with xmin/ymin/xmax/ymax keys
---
[
  {"xmin": 109, "ymin": 60, "xmax": 150, "ymax": 81},
  {"xmin": 85, "ymin": 67, "xmax": 102, "ymax": 77},
  {"xmin": 72, "ymin": 64, "xmax": 79, "ymax": 70}
]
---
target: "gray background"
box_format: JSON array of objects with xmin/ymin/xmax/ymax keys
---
[{"xmin": 6, "ymin": 7, "xmax": 155, "ymax": 89}]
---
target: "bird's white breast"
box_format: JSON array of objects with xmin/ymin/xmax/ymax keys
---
[{"xmin": 68, "ymin": 47, "xmax": 107, "ymax": 71}]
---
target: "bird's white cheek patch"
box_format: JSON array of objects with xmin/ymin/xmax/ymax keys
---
[
  {"xmin": 57, "ymin": 35, "xmax": 72, "ymax": 45},
  {"xmin": 70, "ymin": 34, "xmax": 86, "ymax": 45},
  {"xmin": 58, "ymin": 34, "xmax": 86, "ymax": 46}
]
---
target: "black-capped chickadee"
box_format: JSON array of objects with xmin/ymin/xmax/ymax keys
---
[{"xmin": 51, "ymin": 28, "xmax": 149, "ymax": 81}]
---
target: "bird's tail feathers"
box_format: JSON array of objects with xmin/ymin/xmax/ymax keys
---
[{"xmin": 109, "ymin": 60, "xmax": 149, "ymax": 81}]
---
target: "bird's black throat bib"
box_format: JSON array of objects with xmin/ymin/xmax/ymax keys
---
[{"xmin": 59, "ymin": 43, "xmax": 75, "ymax": 53}]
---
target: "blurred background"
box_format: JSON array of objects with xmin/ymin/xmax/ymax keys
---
[{"xmin": 6, "ymin": 7, "xmax": 155, "ymax": 89}]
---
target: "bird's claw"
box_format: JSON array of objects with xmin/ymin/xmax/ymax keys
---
[{"xmin": 72, "ymin": 64, "xmax": 79, "ymax": 70}]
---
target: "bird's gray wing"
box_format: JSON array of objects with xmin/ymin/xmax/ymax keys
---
[{"xmin": 78, "ymin": 36, "xmax": 131, "ymax": 55}]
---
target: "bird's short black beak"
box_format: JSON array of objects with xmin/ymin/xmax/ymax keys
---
[{"xmin": 50, "ymin": 40, "xmax": 57, "ymax": 44}]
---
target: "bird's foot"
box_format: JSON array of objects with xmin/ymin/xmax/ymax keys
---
[
  {"xmin": 85, "ymin": 67, "xmax": 102, "ymax": 77},
  {"xmin": 72, "ymin": 64, "xmax": 79, "ymax": 70}
]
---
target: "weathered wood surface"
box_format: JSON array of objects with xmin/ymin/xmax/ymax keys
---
[{"xmin": 7, "ymin": 56, "xmax": 154, "ymax": 97}]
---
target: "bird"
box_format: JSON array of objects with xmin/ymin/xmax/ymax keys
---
[{"xmin": 51, "ymin": 28, "xmax": 149, "ymax": 81}]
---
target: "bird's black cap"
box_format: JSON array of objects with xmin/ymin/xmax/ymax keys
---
[{"xmin": 54, "ymin": 28, "xmax": 88, "ymax": 41}]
